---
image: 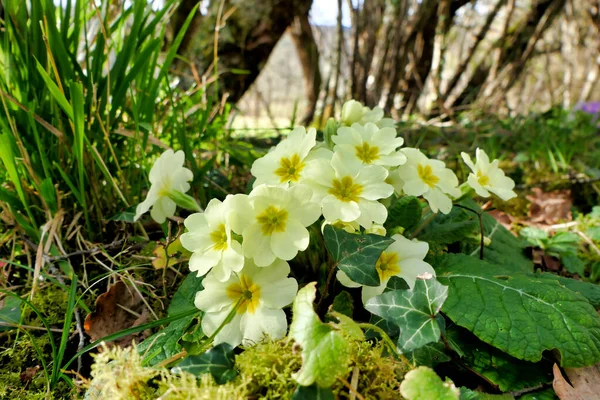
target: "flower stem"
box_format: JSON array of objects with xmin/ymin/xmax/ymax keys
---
[
  {"xmin": 357, "ymin": 323, "xmax": 413, "ymax": 369},
  {"xmin": 199, "ymin": 297, "xmax": 243, "ymax": 353}
]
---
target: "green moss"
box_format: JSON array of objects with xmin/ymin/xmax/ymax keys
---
[{"xmin": 24, "ymin": 284, "xmax": 69, "ymax": 326}]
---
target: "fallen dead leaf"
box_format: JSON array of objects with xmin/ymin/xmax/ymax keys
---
[
  {"xmin": 84, "ymin": 280, "xmax": 150, "ymax": 348},
  {"xmin": 527, "ymin": 188, "xmax": 572, "ymax": 225},
  {"xmin": 20, "ymin": 365, "xmax": 40, "ymax": 384},
  {"xmin": 553, "ymin": 363, "xmax": 600, "ymax": 400},
  {"xmin": 488, "ymin": 209, "xmax": 516, "ymax": 234}
]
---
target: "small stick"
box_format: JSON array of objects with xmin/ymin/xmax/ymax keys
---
[{"xmin": 337, "ymin": 376, "xmax": 366, "ymax": 400}]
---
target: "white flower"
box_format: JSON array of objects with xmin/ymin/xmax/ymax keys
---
[
  {"xmin": 134, "ymin": 149, "xmax": 193, "ymax": 223},
  {"xmin": 229, "ymin": 185, "xmax": 321, "ymax": 267},
  {"xmin": 461, "ymin": 148, "xmax": 517, "ymax": 201},
  {"xmin": 340, "ymin": 100, "xmax": 395, "ymax": 128},
  {"xmin": 337, "ymin": 234, "xmax": 434, "ymax": 304},
  {"xmin": 195, "ymin": 258, "xmax": 298, "ymax": 348},
  {"xmin": 332, "ymin": 123, "xmax": 406, "ymax": 167},
  {"xmin": 251, "ymin": 127, "xmax": 317, "ymax": 187},
  {"xmin": 180, "ymin": 196, "xmax": 244, "ymax": 282},
  {"xmin": 302, "ymin": 151, "xmax": 393, "ymax": 228},
  {"xmin": 395, "ymin": 148, "xmax": 460, "ymax": 214}
]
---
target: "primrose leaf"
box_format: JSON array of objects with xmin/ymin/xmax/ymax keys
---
[
  {"xmin": 406, "ymin": 342, "xmax": 451, "ymax": 368},
  {"xmin": 291, "ymin": 384, "xmax": 335, "ymax": 400},
  {"xmin": 399, "ymin": 366, "xmax": 459, "ymax": 400},
  {"xmin": 437, "ymin": 254, "xmax": 600, "ymax": 367},
  {"xmin": 385, "ymin": 196, "xmax": 422, "ymax": 232},
  {"xmin": 137, "ymin": 315, "xmax": 196, "ymax": 366},
  {"xmin": 365, "ymin": 278, "xmax": 448, "ymax": 352},
  {"xmin": 168, "ymin": 273, "xmax": 204, "ymax": 316},
  {"xmin": 323, "ymin": 225, "xmax": 392, "ymax": 286},
  {"xmin": 540, "ymin": 273, "xmax": 600, "ymax": 308},
  {"xmin": 289, "ymin": 283, "xmax": 351, "ymax": 388},
  {"xmin": 172, "ymin": 343, "xmax": 237, "ymax": 384}
]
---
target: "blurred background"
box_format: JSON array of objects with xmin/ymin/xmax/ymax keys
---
[{"xmin": 166, "ymin": 0, "xmax": 600, "ymax": 129}]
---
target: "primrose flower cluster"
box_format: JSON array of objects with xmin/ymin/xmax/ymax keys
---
[{"xmin": 134, "ymin": 100, "xmax": 517, "ymax": 348}]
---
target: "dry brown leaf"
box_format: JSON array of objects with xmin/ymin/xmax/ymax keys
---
[
  {"xmin": 553, "ymin": 363, "xmax": 600, "ymax": 400},
  {"xmin": 20, "ymin": 365, "xmax": 40, "ymax": 384},
  {"xmin": 527, "ymin": 188, "xmax": 572, "ymax": 225},
  {"xmin": 84, "ymin": 280, "xmax": 150, "ymax": 348},
  {"xmin": 488, "ymin": 209, "xmax": 516, "ymax": 234}
]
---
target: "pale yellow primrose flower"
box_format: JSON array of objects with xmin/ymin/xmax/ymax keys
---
[
  {"xmin": 302, "ymin": 151, "xmax": 393, "ymax": 229},
  {"xmin": 332, "ymin": 122, "xmax": 407, "ymax": 167},
  {"xmin": 195, "ymin": 258, "xmax": 298, "ymax": 348},
  {"xmin": 337, "ymin": 234, "xmax": 434, "ymax": 304},
  {"xmin": 180, "ymin": 196, "xmax": 244, "ymax": 282},
  {"xmin": 393, "ymin": 148, "xmax": 460, "ymax": 214},
  {"xmin": 341, "ymin": 100, "xmax": 395, "ymax": 128},
  {"xmin": 228, "ymin": 185, "xmax": 321, "ymax": 267},
  {"xmin": 134, "ymin": 149, "xmax": 193, "ymax": 223},
  {"xmin": 250, "ymin": 126, "xmax": 317, "ymax": 187},
  {"xmin": 461, "ymin": 148, "xmax": 517, "ymax": 201}
]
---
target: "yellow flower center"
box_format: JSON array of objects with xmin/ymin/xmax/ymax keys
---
[
  {"xmin": 226, "ymin": 274, "xmax": 261, "ymax": 314},
  {"xmin": 256, "ymin": 206, "xmax": 289, "ymax": 235},
  {"xmin": 355, "ymin": 142, "xmax": 380, "ymax": 164},
  {"xmin": 376, "ymin": 251, "xmax": 401, "ymax": 282},
  {"xmin": 329, "ymin": 176, "xmax": 363, "ymax": 203},
  {"xmin": 209, "ymin": 224, "xmax": 228, "ymax": 251},
  {"xmin": 417, "ymin": 164, "xmax": 440, "ymax": 188},
  {"xmin": 477, "ymin": 171, "xmax": 490, "ymax": 186},
  {"xmin": 274, "ymin": 153, "xmax": 305, "ymax": 183}
]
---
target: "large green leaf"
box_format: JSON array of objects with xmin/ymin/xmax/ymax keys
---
[
  {"xmin": 365, "ymin": 278, "xmax": 448, "ymax": 352},
  {"xmin": 385, "ymin": 196, "xmax": 422, "ymax": 232},
  {"xmin": 406, "ymin": 342, "xmax": 451, "ymax": 368},
  {"xmin": 437, "ymin": 254, "xmax": 600, "ymax": 367},
  {"xmin": 541, "ymin": 273, "xmax": 600, "ymax": 308},
  {"xmin": 400, "ymin": 366, "xmax": 460, "ymax": 400},
  {"xmin": 172, "ymin": 343, "xmax": 237, "ymax": 384},
  {"xmin": 289, "ymin": 282, "xmax": 351, "ymax": 388},
  {"xmin": 323, "ymin": 225, "xmax": 392, "ymax": 286},
  {"xmin": 448, "ymin": 327, "xmax": 552, "ymax": 392}
]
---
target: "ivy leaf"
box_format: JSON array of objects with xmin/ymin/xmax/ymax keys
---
[
  {"xmin": 323, "ymin": 225, "xmax": 392, "ymax": 286},
  {"xmin": 168, "ymin": 273, "xmax": 204, "ymax": 316},
  {"xmin": 291, "ymin": 384, "xmax": 335, "ymax": 400},
  {"xmin": 365, "ymin": 278, "xmax": 448, "ymax": 352},
  {"xmin": 330, "ymin": 291, "xmax": 353, "ymax": 318},
  {"xmin": 172, "ymin": 343, "xmax": 237, "ymax": 384},
  {"xmin": 399, "ymin": 366, "xmax": 460, "ymax": 400},
  {"xmin": 289, "ymin": 282, "xmax": 351, "ymax": 388},
  {"xmin": 437, "ymin": 254, "xmax": 600, "ymax": 367},
  {"xmin": 385, "ymin": 196, "xmax": 422, "ymax": 232}
]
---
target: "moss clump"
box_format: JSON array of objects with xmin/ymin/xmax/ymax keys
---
[
  {"xmin": 235, "ymin": 340, "xmax": 303, "ymax": 398},
  {"xmin": 235, "ymin": 339, "xmax": 407, "ymax": 399},
  {"xmin": 85, "ymin": 344, "xmax": 249, "ymax": 400}
]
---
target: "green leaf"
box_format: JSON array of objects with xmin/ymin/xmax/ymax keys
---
[
  {"xmin": 328, "ymin": 311, "xmax": 365, "ymax": 341},
  {"xmin": 289, "ymin": 282, "xmax": 351, "ymax": 388},
  {"xmin": 385, "ymin": 196, "xmax": 422, "ymax": 232},
  {"xmin": 323, "ymin": 118, "xmax": 337, "ymax": 149},
  {"xmin": 137, "ymin": 315, "xmax": 195, "ymax": 366},
  {"xmin": 107, "ymin": 206, "xmax": 137, "ymax": 222},
  {"xmin": 168, "ymin": 273, "xmax": 204, "ymax": 316},
  {"xmin": 166, "ymin": 190, "xmax": 202, "ymax": 213},
  {"xmin": 330, "ymin": 291, "xmax": 354, "ymax": 318},
  {"xmin": 518, "ymin": 388, "xmax": 557, "ymax": 400},
  {"xmin": 291, "ymin": 384, "xmax": 335, "ymax": 400},
  {"xmin": 561, "ymin": 254, "xmax": 585, "ymax": 276},
  {"xmin": 459, "ymin": 387, "xmax": 515, "ymax": 399},
  {"xmin": 365, "ymin": 278, "xmax": 448, "ymax": 352},
  {"xmin": 449, "ymin": 327, "xmax": 552, "ymax": 392},
  {"xmin": 172, "ymin": 343, "xmax": 237, "ymax": 384},
  {"xmin": 323, "ymin": 225, "xmax": 393, "ymax": 286},
  {"xmin": 437, "ymin": 254, "xmax": 600, "ymax": 367},
  {"xmin": 418, "ymin": 207, "xmax": 478, "ymax": 246},
  {"xmin": 541, "ymin": 273, "xmax": 600, "ymax": 308},
  {"xmin": 459, "ymin": 199, "xmax": 532, "ymax": 272},
  {"xmin": 0, "ymin": 296, "xmax": 22, "ymax": 332},
  {"xmin": 400, "ymin": 366, "xmax": 460, "ymax": 400},
  {"xmin": 406, "ymin": 342, "xmax": 451, "ymax": 368}
]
